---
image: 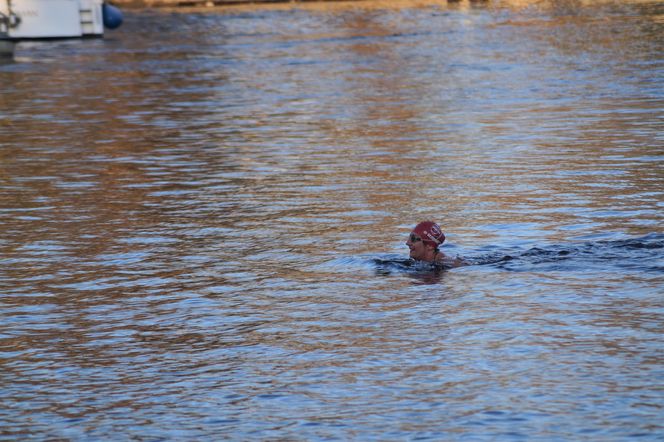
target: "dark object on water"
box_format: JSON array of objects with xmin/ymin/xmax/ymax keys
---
[
  {"xmin": 103, "ymin": 3, "xmax": 123, "ymax": 30},
  {"xmin": 373, "ymin": 257, "xmax": 454, "ymax": 274}
]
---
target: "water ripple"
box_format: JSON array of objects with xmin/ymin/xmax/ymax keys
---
[{"xmin": 1, "ymin": 1, "xmax": 662, "ymax": 440}]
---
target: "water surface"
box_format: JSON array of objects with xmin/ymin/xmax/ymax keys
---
[{"xmin": 1, "ymin": 1, "xmax": 663, "ymax": 439}]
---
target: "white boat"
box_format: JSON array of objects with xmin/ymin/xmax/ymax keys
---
[{"xmin": 1, "ymin": 0, "xmax": 122, "ymax": 57}]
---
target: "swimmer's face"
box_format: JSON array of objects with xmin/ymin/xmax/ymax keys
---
[{"xmin": 406, "ymin": 232, "xmax": 426, "ymax": 260}]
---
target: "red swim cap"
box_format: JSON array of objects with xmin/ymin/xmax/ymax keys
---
[{"xmin": 412, "ymin": 221, "xmax": 445, "ymax": 247}]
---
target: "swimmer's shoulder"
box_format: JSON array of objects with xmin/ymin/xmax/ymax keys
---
[{"xmin": 436, "ymin": 253, "xmax": 470, "ymax": 268}]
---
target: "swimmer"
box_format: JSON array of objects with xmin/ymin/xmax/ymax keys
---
[{"xmin": 406, "ymin": 221, "xmax": 467, "ymax": 268}]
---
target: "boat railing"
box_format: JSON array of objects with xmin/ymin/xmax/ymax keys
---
[{"xmin": 0, "ymin": 10, "xmax": 21, "ymax": 35}]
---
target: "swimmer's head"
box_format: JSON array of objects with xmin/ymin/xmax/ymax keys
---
[{"xmin": 411, "ymin": 221, "xmax": 445, "ymax": 248}]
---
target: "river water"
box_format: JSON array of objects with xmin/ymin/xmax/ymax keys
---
[{"xmin": 1, "ymin": 1, "xmax": 663, "ymax": 439}]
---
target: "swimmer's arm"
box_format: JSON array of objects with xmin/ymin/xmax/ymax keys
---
[{"xmin": 450, "ymin": 256, "xmax": 470, "ymax": 268}]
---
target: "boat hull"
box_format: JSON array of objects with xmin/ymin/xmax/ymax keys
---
[
  {"xmin": 0, "ymin": 38, "xmax": 14, "ymax": 57},
  {"xmin": 1, "ymin": 0, "xmax": 120, "ymax": 40}
]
